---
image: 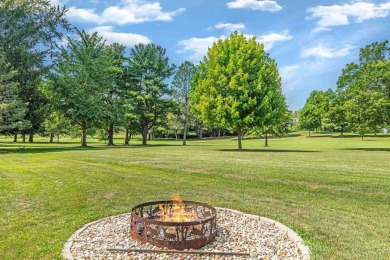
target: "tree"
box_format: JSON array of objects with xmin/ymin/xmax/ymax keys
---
[
  {"xmin": 46, "ymin": 30, "xmax": 115, "ymax": 147},
  {"xmin": 43, "ymin": 111, "xmax": 71, "ymax": 143},
  {"xmin": 128, "ymin": 43, "xmax": 176, "ymax": 145},
  {"xmin": 0, "ymin": 0, "xmax": 70, "ymax": 142},
  {"xmin": 191, "ymin": 32, "xmax": 286, "ymax": 150},
  {"xmin": 172, "ymin": 61, "xmax": 197, "ymax": 145},
  {"xmin": 299, "ymin": 90, "xmax": 333, "ymax": 136},
  {"xmin": 101, "ymin": 43, "xmax": 126, "ymax": 146},
  {"xmin": 0, "ymin": 51, "xmax": 29, "ymax": 134},
  {"xmin": 166, "ymin": 112, "xmax": 183, "ymax": 140},
  {"xmin": 328, "ymin": 90, "xmax": 349, "ymax": 136},
  {"xmin": 299, "ymin": 103, "xmax": 320, "ymax": 137},
  {"xmin": 337, "ymin": 40, "xmax": 390, "ymax": 138}
]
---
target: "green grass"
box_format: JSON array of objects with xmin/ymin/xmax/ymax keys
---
[{"xmin": 0, "ymin": 133, "xmax": 389, "ymax": 259}]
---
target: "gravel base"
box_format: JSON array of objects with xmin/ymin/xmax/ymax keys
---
[{"xmin": 65, "ymin": 208, "xmax": 310, "ymax": 260}]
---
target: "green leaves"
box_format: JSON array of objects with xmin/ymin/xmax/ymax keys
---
[
  {"xmin": 0, "ymin": 51, "xmax": 30, "ymax": 133},
  {"xmin": 336, "ymin": 40, "xmax": 390, "ymax": 137},
  {"xmin": 128, "ymin": 43, "xmax": 176, "ymax": 145},
  {"xmin": 191, "ymin": 32, "xmax": 286, "ymax": 149},
  {"xmin": 46, "ymin": 30, "xmax": 124, "ymax": 146}
]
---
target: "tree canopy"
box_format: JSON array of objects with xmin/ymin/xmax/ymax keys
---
[
  {"xmin": 191, "ymin": 32, "xmax": 287, "ymax": 149},
  {"xmin": 128, "ymin": 43, "xmax": 176, "ymax": 145}
]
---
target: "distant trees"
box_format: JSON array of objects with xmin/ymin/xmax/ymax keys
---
[
  {"xmin": 299, "ymin": 40, "xmax": 390, "ymax": 139},
  {"xmin": 191, "ymin": 32, "xmax": 288, "ymax": 150},
  {"xmin": 299, "ymin": 90, "xmax": 333, "ymax": 136},
  {"xmin": 172, "ymin": 61, "xmax": 197, "ymax": 145}
]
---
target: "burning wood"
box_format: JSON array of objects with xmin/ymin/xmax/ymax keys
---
[{"xmin": 158, "ymin": 194, "xmax": 198, "ymax": 222}]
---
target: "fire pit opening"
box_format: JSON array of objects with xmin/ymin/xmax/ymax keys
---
[{"xmin": 130, "ymin": 195, "xmax": 217, "ymax": 250}]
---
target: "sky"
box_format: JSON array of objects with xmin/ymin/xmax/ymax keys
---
[{"xmin": 50, "ymin": 0, "xmax": 390, "ymax": 111}]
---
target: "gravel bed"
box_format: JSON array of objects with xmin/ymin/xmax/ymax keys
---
[{"xmin": 68, "ymin": 209, "xmax": 307, "ymax": 259}]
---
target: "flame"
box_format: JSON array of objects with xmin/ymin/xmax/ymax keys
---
[{"xmin": 158, "ymin": 194, "xmax": 198, "ymax": 222}]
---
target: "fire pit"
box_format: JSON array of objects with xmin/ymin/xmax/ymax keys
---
[{"xmin": 130, "ymin": 196, "xmax": 217, "ymax": 250}]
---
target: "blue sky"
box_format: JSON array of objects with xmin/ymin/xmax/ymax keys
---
[{"xmin": 51, "ymin": 0, "xmax": 390, "ymax": 111}]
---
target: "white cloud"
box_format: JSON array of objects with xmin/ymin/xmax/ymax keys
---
[
  {"xmin": 177, "ymin": 31, "xmax": 293, "ymax": 62},
  {"xmin": 65, "ymin": 0, "xmax": 185, "ymax": 25},
  {"xmin": 211, "ymin": 23, "xmax": 246, "ymax": 32},
  {"xmin": 177, "ymin": 36, "xmax": 220, "ymax": 61},
  {"xmin": 308, "ymin": 1, "xmax": 390, "ymax": 31},
  {"xmin": 300, "ymin": 44, "xmax": 355, "ymax": 59},
  {"xmin": 67, "ymin": 7, "xmax": 101, "ymax": 23},
  {"xmin": 279, "ymin": 64, "xmax": 300, "ymax": 94},
  {"xmin": 89, "ymin": 26, "xmax": 151, "ymax": 47},
  {"xmin": 256, "ymin": 30, "xmax": 293, "ymax": 50},
  {"xmin": 227, "ymin": 0, "xmax": 282, "ymax": 12},
  {"xmin": 50, "ymin": 0, "xmax": 69, "ymax": 6}
]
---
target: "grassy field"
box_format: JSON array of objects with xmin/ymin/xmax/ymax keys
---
[{"xmin": 0, "ymin": 132, "xmax": 389, "ymax": 259}]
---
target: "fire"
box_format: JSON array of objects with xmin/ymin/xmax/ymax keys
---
[{"xmin": 158, "ymin": 194, "xmax": 198, "ymax": 222}]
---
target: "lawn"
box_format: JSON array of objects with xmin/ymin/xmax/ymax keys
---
[{"xmin": 0, "ymin": 133, "xmax": 389, "ymax": 259}]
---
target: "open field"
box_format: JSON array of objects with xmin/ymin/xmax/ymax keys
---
[{"xmin": 0, "ymin": 133, "xmax": 389, "ymax": 259}]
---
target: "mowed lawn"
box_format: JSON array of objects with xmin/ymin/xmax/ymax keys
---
[{"xmin": 0, "ymin": 133, "xmax": 389, "ymax": 259}]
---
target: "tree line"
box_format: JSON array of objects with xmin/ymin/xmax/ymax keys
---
[
  {"xmin": 0, "ymin": 1, "xmax": 289, "ymax": 150},
  {"xmin": 298, "ymin": 40, "xmax": 390, "ymax": 139}
]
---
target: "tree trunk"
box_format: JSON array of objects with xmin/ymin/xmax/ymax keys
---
[
  {"xmin": 50, "ymin": 133, "xmax": 54, "ymax": 143},
  {"xmin": 142, "ymin": 124, "xmax": 148, "ymax": 145},
  {"xmin": 29, "ymin": 133, "xmax": 33, "ymax": 143},
  {"xmin": 361, "ymin": 135, "xmax": 364, "ymax": 141},
  {"xmin": 309, "ymin": 130, "xmax": 311, "ymax": 137},
  {"xmin": 175, "ymin": 131, "xmax": 178, "ymax": 141},
  {"xmin": 265, "ymin": 132, "xmax": 269, "ymax": 147},
  {"xmin": 81, "ymin": 125, "xmax": 87, "ymax": 147},
  {"xmin": 183, "ymin": 122, "xmax": 187, "ymax": 146},
  {"xmin": 218, "ymin": 129, "xmax": 221, "ymax": 138},
  {"xmin": 107, "ymin": 123, "xmax": 114, "ymax": 146},
  {"xmin": 22, "ymin": 134, "xmax": 26, "ymax": 143},
  {"xmin": 57, "ymin": 134, "xmax": 60, "ymax": 144},
  {"xmin": 237, "ymin": 129, "xmax": 243, "ymax": 150},
  {"xmin": 341, "ymin": 129, "xmax": 344, "ymax": 136},
  {"xmin": 125, "ymin": 128, "xmax": 130, "ymax": 145},
  {"xmin": 13, "ymin": 134, "xmax": 17, "ymax": 142}
]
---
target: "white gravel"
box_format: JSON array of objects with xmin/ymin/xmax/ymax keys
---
[{"xmin": 67, "ymin": 208, "xmax": 309, "ymax": 260}]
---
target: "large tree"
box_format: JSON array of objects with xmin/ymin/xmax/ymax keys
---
[
  {"xmin": 128, "ymin": 43, "xmax": 176, "ymax": 145},
  {"xmin": 172, "ymin": 61, "xmax": 196, "ymax": 145},
  {"xmin": 337, "ymin": 40, "xmax": 390, "ymax": 137},
  {"xmin": 191, "ymin": 32, "xmax": 286, "ymax": 150},
  {"xmin": 0, "ymin": 0, "xmax": 70, "ymax": 142},
  {"xmin": 101, "ymin": 43, "xmax": 126, "ymax": 146},
  {"xmin": 0, "ymin": 51, "xmax": 29, "ymax": 134},
  {"xmin": 46, "ymin": 30, "xmax": 116, "ymax": 146}
]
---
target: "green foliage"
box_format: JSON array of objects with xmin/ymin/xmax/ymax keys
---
[
  {"xmin": 337, "ymin": 40, "xmax": 390, "ymax": 138},
  {"xmin": 43, "ymin": 111, "xmax": 71, "ymax": 142},
  {"xmin": 46, "ymin": 30, "xmax": 118, "ymax": 146},
  {"xmin": 191, "ymin": 32, "xmax": 286, "ymax": 149},
  {"xmin": 0, "ymin": 51, "xmax": 29, "ymax": 133},
  {"xmin": 299, "ymin": 89, "xmax": 334, "ymax": 135},
  {"xmin": 172, "ymin": 61, "xmax": 197, "ymax": 145},
  {"xmin": 0, "ymin": 0, "xmax": 70, "ymax": 138},
  {"xmin": 128, "ymin": 43, "xmax": 176, "ymax": 145}
]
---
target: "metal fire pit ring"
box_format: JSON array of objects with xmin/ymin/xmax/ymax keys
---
[{"xmin": 130, "ymin": 200, "xmax": 217, "ymax": 250}]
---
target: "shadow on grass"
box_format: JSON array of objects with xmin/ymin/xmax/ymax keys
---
[
  {"xmin": 332, "ymin": 134, "xmax": 390, "ymax": 139},
  {"xmin": 341, "ymin": 148, "xmax": 390, "ymax": 152},
  {"xmin": 0, "ymin": 143, "xmax": 188, "ymax": 154},
  {"xmin": 218, "ymin": 148, "xmax": 320, "ymax": 153}
]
